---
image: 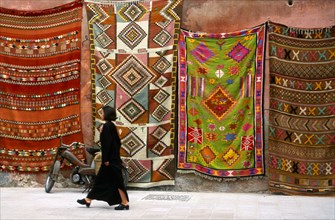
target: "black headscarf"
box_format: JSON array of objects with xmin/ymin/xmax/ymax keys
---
[{"xmin": 102, "ymin": 106, "xmax": 117, "ymax": 121}]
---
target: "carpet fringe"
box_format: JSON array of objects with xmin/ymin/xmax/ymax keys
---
[{"xmin": 177, "ymin": 170, "xmax": 266, "ymax": 182}]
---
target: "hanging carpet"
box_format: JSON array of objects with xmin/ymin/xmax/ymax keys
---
[
  {"xmin": 85, "ymin": 0, "xmax": 182, "ymax": 187},
  {"xmin": 268, "ymin": 21, "xmax": 335, "ymax": 196},
  {"xmin": 0, "ymin": 1, "xmax": 85, "ymax": 172},
  {"xmin": 177, "ymin": 24, "xmax": 266, "ymax": 178}
]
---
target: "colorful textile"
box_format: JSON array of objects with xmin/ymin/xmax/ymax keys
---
[
  {"xmin": 0, "ymin": 1, "xmax": 85, "ymax": 172},
  {"xmin": 177, "ymin": 25, "xmax": 266, "ymax": 178},
  {"xmin": 85, "ymin": 0, "xmax": 182, "ymax": 187},
  {"xmin": 268, "ymin": 22, "xmax": 335, "ymax": 195}
]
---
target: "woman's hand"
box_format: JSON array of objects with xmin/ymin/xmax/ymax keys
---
[{"xmin": 104, "ymin": 161, "xmax": 109, "ymax": 166}]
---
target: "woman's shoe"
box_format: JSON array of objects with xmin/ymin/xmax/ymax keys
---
[
  {"xmin": 77, "ymin": 198, "xmax": 91, "ymax": 208},
  {"xmin": 114, "ymin": 204, "xmax": 129, "ymax": 210}
]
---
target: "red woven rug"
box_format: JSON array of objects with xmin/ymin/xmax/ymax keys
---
[
  {"xmin": 268, "ymin": 21, "xmax": 335, "ymax": 195},
  {"xmin": 0, "ymin": 1, "xmax": 85, "ymax": 172}
]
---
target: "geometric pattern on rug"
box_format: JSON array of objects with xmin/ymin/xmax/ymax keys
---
[
  {"xmin": 119, "ymin": 3, "xmax": 147, "ymax": 22},
  {"xmin": 153, "ymin": 56, "xmax": 172, "ymax": 74},
  {"xmin": 85, "ymin": 0, "xmax": 182, "ymax": 187},
  {"xmin": 148, "ymin": 124, "xmax": 171, "ymax": 158},
  {"xmin": 118, "ymin": 22, "xmax": 147, "ymax": 50},
  {"xmin": 0, "ymin": 1, "xmax": 85, "ymax": 172},
  {"xmin": 202, "ymin": 86, "xmax": 236, "ymax": 121},
  {"xmin": 177, "ymin": 24, "xmax": 266, "ymax": 178},
  {"xmin": 155, "ymin": 158, "xmax": 175, "ymax": 180},
  {"xmin": 153, "ymin": 29, "xmax": 173, "ymax": 47},
  {"xmin": 118, "ymin": 98, "xmax": 146, "ymax": 123},
  {"xmin": 227, "ymin": 42, "xmax": 250, "ymax": 63},
  {"xmin": 124, "ymin": 158, "xmax": 151, "ymax": 182},
  {"xmin": 122, "ymin": 129, "xmax": 146, "ymax": 157},
  {"xmin": 268, "ymin": 21, "xmax": 335, "ymax": 196},
  {"xmin": 111, "ymin": 55, "xmax": 154, "ymax": 96}
]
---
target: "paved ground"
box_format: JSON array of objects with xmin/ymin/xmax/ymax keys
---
[{"xmin": 0, "ymin": 187, "xmax": 334, "ymax": 220}]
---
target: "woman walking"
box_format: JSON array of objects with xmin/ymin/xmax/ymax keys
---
[{"xmin": 77, "ymin": 106, "xmax": 129, "ymax": 210}]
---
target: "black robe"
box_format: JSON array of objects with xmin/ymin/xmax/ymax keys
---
[{"xmin": 87, "ymin": 121, "xmax": 129, "ymax": 206}]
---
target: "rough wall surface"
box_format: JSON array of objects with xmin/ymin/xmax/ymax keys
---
[{"xmin": 0, "ymin": 0, "xmax": 334, "ymax": 193}]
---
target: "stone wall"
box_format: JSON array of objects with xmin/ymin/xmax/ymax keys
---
[{"xmin": 1, "ymin": 0, "xmax": 334, "ymax": 193}]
